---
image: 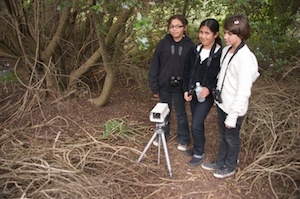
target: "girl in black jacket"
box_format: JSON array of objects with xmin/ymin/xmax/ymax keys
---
[
  {"xmin": 148, "ymin": 14, "xmax": 194, "ymax": 151},
  {"xmin": 183, "ymin": 18, "xmax": 222, "ymax": 166}
]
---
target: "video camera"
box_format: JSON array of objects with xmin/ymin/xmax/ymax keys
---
[{"xmin": 149, "ymin": 103, "xmax": 170, "ymax": 123}]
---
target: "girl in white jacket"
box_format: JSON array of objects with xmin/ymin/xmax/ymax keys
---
[{"xmin": 201, "ymin": 14, "xmax": 260, "ymax": 178}]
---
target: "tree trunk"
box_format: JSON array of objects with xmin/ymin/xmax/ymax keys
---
[
  {"xmin": 70, "ymin": 7, "xmax": 134, "ymax": 106},
  {"xmin": 88, "ymin": 27, "xmax": 114, "ymax": 106},
  {"xmin": 182, "ymin": 0, "xmax": 190, "ymax": 17},
  {"xmin": 40, "ymin": 6, "xmax": 71, "ymax": 91},
  {"xmin": 88, "ymin": 69, "xmax": 115, "ymax": 106},
  {"xmin": 68, "ymin": 47, "xmax": 102, "ymax": 87}
]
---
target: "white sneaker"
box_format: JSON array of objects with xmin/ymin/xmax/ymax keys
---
[
  {"xmin": 153, "ymin": 139, "xmax": 162, "ymax": 146},
  {"xmin": 177, "ymin": 144, "xmax": 187, "ymax": 151}
]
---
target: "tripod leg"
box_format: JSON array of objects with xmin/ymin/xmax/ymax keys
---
[
  {"xmin": 157, "ymin": 133, "xmax": 161, "ymax": 164},
  {"xmin": 161, "ymin": 132, "xmax": 173, "ymax": 178},
  {"xmin": 136, "ymin": 131, "xmax": 158, "ymax": 163}
]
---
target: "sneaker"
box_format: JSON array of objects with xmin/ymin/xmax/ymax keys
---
[
  {"xmin": 152, "ymin": 138, "xmax": 162, "ymax": 146},
  {"xmin": 177, "ymin": 144, "xmax": 187, "ymax": 151},
  {"xmin": 201, "ymin": 161, "xmax": 221, "ymax": 171},
  {"xmin": 184, "ymin": 148, "xmax": 193, "ymax": 156},
  {"xmin": 213, "ymin": 166, "xmax": 235, "ymax": 178},
  {"xmin": 188, "ymin": 154, "xmax": 205, "ymax": 167}
]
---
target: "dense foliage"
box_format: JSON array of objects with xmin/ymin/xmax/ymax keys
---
[{"xmin": 0, "ymin": 0, "xmax": 299, "ymax": 91}]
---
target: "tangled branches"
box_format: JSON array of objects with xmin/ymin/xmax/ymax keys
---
[
  {"xmin": 0, "ymin": 116, "xmax": 171, "ymax": 199},
  {"xmin": 237, "ymin": 77, "xmax": 300, "ymax": 198},
  {"xmin": 0, "ymin": 84, "xmax": 172, "ymax": 198},
  {"xmin": 1, "ymin": 73, "xmax": 299, "ymax": 198}
]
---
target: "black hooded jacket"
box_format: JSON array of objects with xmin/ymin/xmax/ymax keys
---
[
  {"xmin": 182, "ymin": 43, "xmax": 222, "ymax": 94},
  {"xmin": 148, "ymin": 34, "xmax": 195, "ymax": 94}
]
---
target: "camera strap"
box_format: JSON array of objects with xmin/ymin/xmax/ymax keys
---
[
  {"xmin": 202, "ymin": 42, "xmax": 217, "ymax": 85},
  {"xmin": 219, "ymin": 41, "xmax": 245, "ymax": 93},
  {"xmin": 188, "ymin": 44, "xmax": 203, "ymax": 89},
  {"xmin": 171, "ymin": 44, "xmax": 183, "ymax": 76},
  {"xmin": 189, "ymin": 42, "xmax": 216, "ymax": 88}
]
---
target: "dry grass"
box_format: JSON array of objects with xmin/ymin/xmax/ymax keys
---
[
  {"xmin": 0, "ymin": 86, "xmax": 173, "ymax": 198},
  {"xmin": 0, "ymin": 116, "xmax": 171, "ymax": 198},
  {"xmin": 236, "ymin": 77, "xmax": 300, "ymax": 198},
  {"xmin": 1, "ymin": 69, "xmax": 299, "ymax": 198}
]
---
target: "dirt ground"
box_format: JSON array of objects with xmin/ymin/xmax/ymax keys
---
[
  {"xmin": 73, "ymin": 76, "xmax": 275, "ymax": 199},
  {"xmin": 0, "ymin": 74, "xmax": 278, "ymax": 199}
]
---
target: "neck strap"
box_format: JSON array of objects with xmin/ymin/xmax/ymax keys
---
[
  {"xmin": 189, "ymin": 42, "xmax": 217, "ymax": 88},
  {"xmin": 202, "ymin": 42, "xmax": 217, "ymax": 84},
  {"xmin": 219, "ymin": 42, "xmax": 245, "ymax": 92}
]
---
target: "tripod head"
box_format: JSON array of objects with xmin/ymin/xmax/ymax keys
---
[{"xmin": 155, "ymin": 121, "xmax": 168, "ymax": 130}]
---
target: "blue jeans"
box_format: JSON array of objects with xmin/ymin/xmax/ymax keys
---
[
  {"xmin": 159, "ymin": 90, "xmax": 190, "ymax": 145},
  {"xmin": 190, "ymin": 95, "xmax": 214, "ymax": 156},
  {"xmin": 216, "ymin": 107, "xmax": 243, "ymax": 170}
]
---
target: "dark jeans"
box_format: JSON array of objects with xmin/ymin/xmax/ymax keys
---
[
  {"xmin": 159, "ymin": 90, "xmax": 190, "ymax": 145},
  {"xmin": 216, "ymin": 107, "xmax": 243, "ymax": 170},
  {"xmin": 190, "ymin": 95, "xmax": 214, "ymax": 156}
]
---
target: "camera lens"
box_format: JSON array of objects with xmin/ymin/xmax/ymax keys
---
[{"xmin": 153, "ymin": 112, "xmax": 161, "ymax": 119}]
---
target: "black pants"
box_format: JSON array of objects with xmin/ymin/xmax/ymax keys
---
[
  {"xmin": 190, "ymin": 95, "xmax": 214, "ymax": 157},
  {"xmin": 159, "ymin": 90, "xmax": 190, "ymax": 145},
  {"xmin": 216, "ymin": 107, "xmax": 244, "ymax": 170}
]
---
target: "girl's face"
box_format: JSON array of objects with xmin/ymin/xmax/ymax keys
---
[
  {"xmin": 223, "ymin": 30, "xmax": 242, "ymax": 47},
  {"xmin": 199, "ymin": 26, "xmax": 218, "ymax": 48},
  {"xmin": 169, "ymin": 19, "xmax": 187, "ymax": 42}
]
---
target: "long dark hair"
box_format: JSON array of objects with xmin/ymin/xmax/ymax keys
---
[{"xmin": 199, "ymin": 18, "xmax": 222, "ymax": 46}]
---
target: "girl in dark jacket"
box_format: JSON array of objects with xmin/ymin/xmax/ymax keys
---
[
  {"xmin": 148, "ymin": 14, "xmax": 194, "ymax": 151},
  {"xmin": 183, "ymin": 18, "xmax": 222, "ymax": 166}
]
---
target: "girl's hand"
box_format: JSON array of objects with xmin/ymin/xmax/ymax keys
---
[
  {"xmin": 226, "ymin": 125, "xmax": 233, "ymax": 129},
  {"xmin": 184, "ymin": 92, "xmax": 192, "ymax": 101},
  {"xmin": 200, "ymin": 87, "xmax": 210, "ymax": 98},
  {"xmin": 153, "ymin": 93, "xmax": 159, "ymax": 98}
]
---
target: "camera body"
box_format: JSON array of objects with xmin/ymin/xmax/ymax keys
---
[
  {"xmin": 212, "ymin": 88, "xmax": 223, "ymax": 103},
  {"xmin": 170, "ymin": 76, "xmax": 181, "ymax": 87},
  {"xmin": 188, "ymin": 88, "xmax": 194, "ymax": 96},
  {"xmin": 188, "ymin": 85, "xmax": 195, "ymax": 96},
  {"xmin": 149, "ymin": 103, "xmax": 170, "ymax": 123}
]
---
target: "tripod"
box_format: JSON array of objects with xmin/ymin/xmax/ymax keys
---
[{"xmin": 136, "ymin": 122, "xmax": 172, "ymax": 178}]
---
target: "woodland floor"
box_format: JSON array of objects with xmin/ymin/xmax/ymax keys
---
[
  {"xmin": 63, "ymin": 76, "xmax": 275, "ymax": 199},
  {"xmin": 0, "ymin": 74, "xmax": 285, "ymax": 199}
]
